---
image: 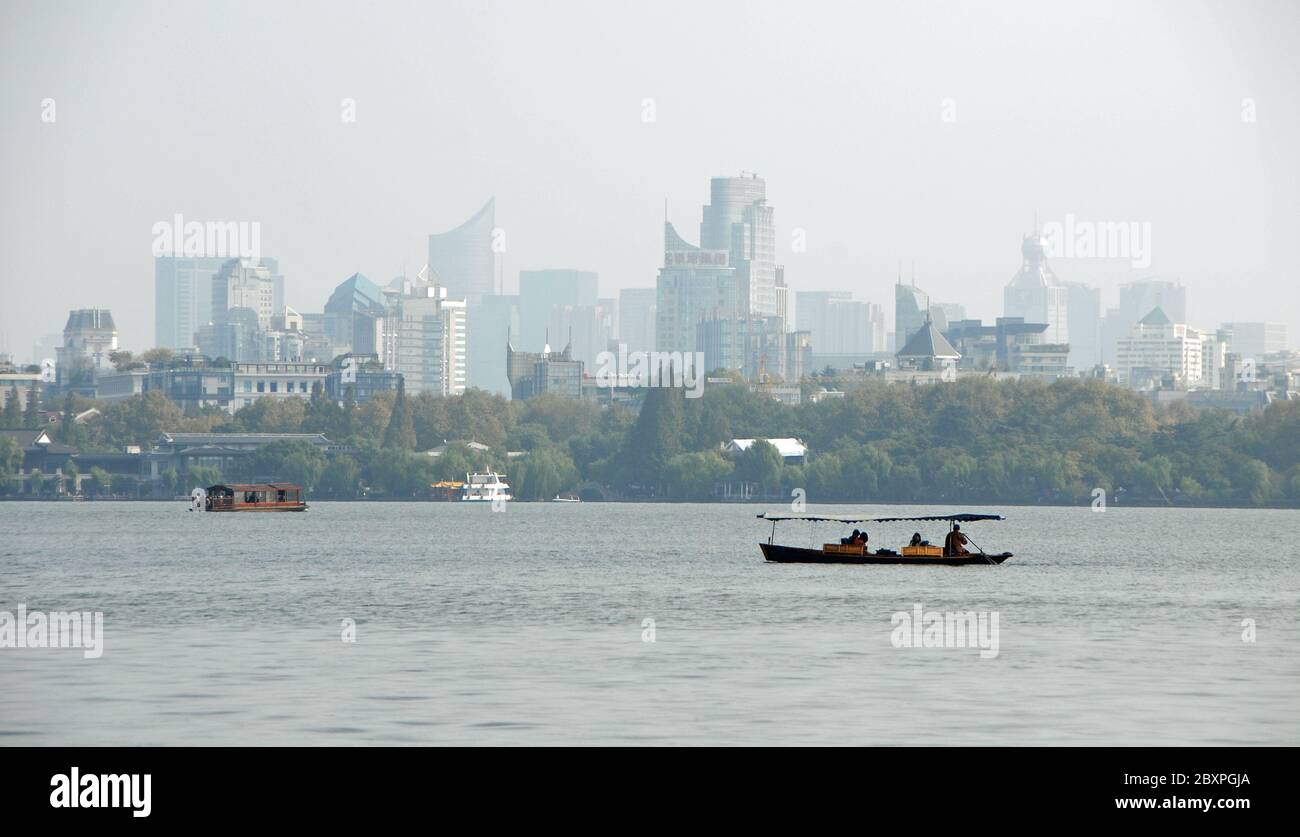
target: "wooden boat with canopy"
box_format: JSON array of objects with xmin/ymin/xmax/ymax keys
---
[
  {"xmin": 757, "ymin": 512, "xmax": 1012, "ymax": 565},
  {"xmin": 204, "ymin": 483, "xmax": 307, "ymax": 512}
]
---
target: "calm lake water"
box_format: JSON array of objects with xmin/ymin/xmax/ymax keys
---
[{"xmin": 2, "ymin": 501, "xmax": 1298, "ymax": 745}]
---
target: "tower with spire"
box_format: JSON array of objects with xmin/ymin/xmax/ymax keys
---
[{"xmin": 1004, "ymin": 230, "xmax": 1069, "ymax": 345}]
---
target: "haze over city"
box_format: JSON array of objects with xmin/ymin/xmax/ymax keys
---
[
  {"xmin": 5, "ymin": 0, "xmax": 1300, "ymax": 774},
  {"xmin": 1, "ymin": 0, "xmax": 1297, "ymax": 358}
]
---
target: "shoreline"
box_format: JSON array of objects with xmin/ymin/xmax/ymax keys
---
[{"xmin": 2, "ymin": 496, "xmax": 1298, "ymax": 511}]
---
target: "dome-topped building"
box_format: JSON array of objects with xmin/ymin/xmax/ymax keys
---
[{"xmin": 1004, "ymin": 233, "xmax": 1067, "ymax": 343}]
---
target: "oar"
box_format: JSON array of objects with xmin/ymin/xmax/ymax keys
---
[{"xmin": 960, "ymin": 531, "xmax": 998, "ymax": 565}]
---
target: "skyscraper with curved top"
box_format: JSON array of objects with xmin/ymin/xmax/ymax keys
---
[
  {"xmin": 428, "ymin": 198, "xmax": 495, "ymax": 305},
  {"xmin": 700, "ymin": 174, "xmax": 778, "ymax": 320}
]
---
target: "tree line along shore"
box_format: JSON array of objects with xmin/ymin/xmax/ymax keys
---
[{"xmin": 1, "ymin": 377, "xmax": 1296, "ymax": 507}]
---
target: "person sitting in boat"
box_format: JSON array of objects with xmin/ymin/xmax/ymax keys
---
[
  {"xmin": 841, "ymin": 529, "xmax": 862, "ymax": 545},
  {"xmin": 909, "ymin": 532, "xmax": 924, "ymax": 547},
  {"xmin": 943, "ymin": 525, "xmax": 970, "ymax": 557},
  {"xmin": 853, "ymin": 530, "xmax": 869, "ymax": 546}
]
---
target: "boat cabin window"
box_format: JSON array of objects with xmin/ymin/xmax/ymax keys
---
[{"xmin": 277, "ymin": 489, "xmax": 287, "ymax": 503}]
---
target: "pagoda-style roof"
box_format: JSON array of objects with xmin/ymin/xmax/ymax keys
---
[
  {"xmin": 896, "ymin": 319, "xmax": 961, "ymax": 360},
  {"xmin": 1138, "ymin": 306, "xmax": 1172, "ymax": 326}
]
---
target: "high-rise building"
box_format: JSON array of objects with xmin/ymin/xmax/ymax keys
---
[
  {"xmin": 324, "ymin": 273, "xmax": 388, "ymax": 358},
  {"xmin": 657, "ymin": 174, "xmax": 786, "ymax": 365},
  {"xmin": 505, "ymin": 336, "xmax": 582, "ymax": 400},
  {"xmin": 197, "ymin": 258, "xmax": 281, "ymax": 362},
  {"xmin": 797, "ymin": 291, "xmax": 886, "ymax": 355},
  {"xmin": 894, "ymin": 282, "xmax": 930, "ymax": 349},
  {"xmin": 1118, "ymin": 278, "xmax": 1188, "ymax": 324},
  {"xmin": 1102, "ymin": 278, "xmax": 1187, "ymax": 365},
  {"xmin": 154, "ymin": 256, "xmax": 225, "ymax": 350},
  {"xmin": 543, "ymin": 298, "xmax": 616, "ymax": 370},
  {"xmin": 1115, "ymin": 307, "xmax": 1204, "ymax": 389},
  {"xmin": 211, "ymin": 258, "xmax": 276, "ymax": 330},
  {"xmin": 518, "ymin": 269, "xmax": 599, "ymax": 350},
  {"xmin": 1219, "ymin": 322, "xmax": 1287, "ymax": 360},
  {"xmin": 1064, "ymin": 282, "xmax": 1102, "ymax": 370},
  {"xmin": 1004, "ymin": 234, "xmax": 1068, "ymax": 345},
  {"xmin": 696, "ymin": 315, "xmax": 747, "ymax": 374},
  {"xmin": 468, "ymin": 294, "xmax": 521, "ymax": 397},
  {"xmin": 618, "ymin": 288, "xmax": 656, "ymax": 355},
  {"xmin": 58, "ymin": 308, "xmax": 117, "ymax": 390},
  {"xmin": 656, "ymin": 221, "xmax": 740, "ymax": 354},
  {"xmin": 428, "ymin": 198, "xmax": 496, "ymax": 306},
  {"xmin": 928, "ymin": 302, "xmax": 966, "ymax": 332},
  {"xmin": 700, "ymin": 173, "xmax": 780, "ymax": 321},
  {"xmin": 393, "ymin": 283, "xmax": 467, "ymax": 397}
]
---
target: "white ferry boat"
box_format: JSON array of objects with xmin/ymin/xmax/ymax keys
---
[{"xmin": 462, "ymin": 472, "xmax": 512, "ymax": 502}]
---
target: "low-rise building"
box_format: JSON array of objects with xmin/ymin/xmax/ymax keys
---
[
  {"xmin": 895, "ymin": 318, "xmax": 961, "ymax": 373},
  {"xmin": 146, "ymin": 431, "xmax": 333, "ymax": 481},
  {"xmin": 230, "ymin": 362, "xmax": 329, "ymax": 410},
  {"xmin": 506, "ymin": 337, "xmax": 583, "ymax": 400},
  {"xmin": 945, "ymin": 317, "xmax": 1071, "ymax": 379},
  {"xmin": 723, "ymin": 437, "xmax": 807, "ymax": 464},
  {"xmin": 0, "ymin": 370, "xmax": 43, "ymax": 412},
  {"xmin": 1115, "ymin": 307, "xmax": 1204, "ymax": 389},
  {"xmin": 324, "ymin": 354, "xmax": 402, "ymax": 404}
]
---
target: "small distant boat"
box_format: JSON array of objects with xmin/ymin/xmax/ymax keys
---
[
  {"xmin": 757, "ymin": 512, "xmax": 1012, "ymax": 565},
  {"xmin": 551, "ymin": 495, "xmax": 581, "ymax": 503},
  {"xmin": 462, "ymin": 472, "xmax": 512, "ymax": 502},
  {"xmin": 430, "ymin": 480, "xmax": 465, "ymax": 501},
  {"xmin": 203, "ymin": 483, "xmax": 307, "ymax": 512}
]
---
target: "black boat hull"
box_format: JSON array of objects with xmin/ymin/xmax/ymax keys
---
[{"xmin": 760, "ymin": 542, "xmax": 1012, "ymax": 565}]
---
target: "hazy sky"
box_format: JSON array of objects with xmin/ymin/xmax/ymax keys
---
[{"xmin": 2, "ymin": 0, "xmax": 1297, "ymax": 359}]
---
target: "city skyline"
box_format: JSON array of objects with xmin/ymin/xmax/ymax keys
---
[{"xmin": 2, "ymin": 1, "xmax": 1298, "ymax": 360}]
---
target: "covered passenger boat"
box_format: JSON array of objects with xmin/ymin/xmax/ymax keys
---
[
  {"xmin": 204, "ymin": 483, "xmax": 307, "ymax": 512},
  {"xmin": 757, "ymin": 512, "xmax": 1012, "ymax": 565}
]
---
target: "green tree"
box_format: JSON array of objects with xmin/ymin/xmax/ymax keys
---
[
  {"xmin": 319, "ymin": 455, "xmax": 361, "ymax": 498},
  {"xmin": 232, "ymin": 397, "xmax": 307, "ymax": 434},
  {"xmin": 367, "ymin": 449, "xmax": 432, "ymax": 498},
  {"xmin": 186, "ymin": 465, "xmax": 223, "ymax": 490},
  {"xmin": 61, "ymin": 461, "xmax": 79, "ymax": 496},
  {"xmin": 88, "ymin": 391, "xmax": 181, "ymax": 450},
  {"xmin": 510, "ymin": 446, "xmax": 579, "ymax": 500},
  {"xmin": 662, "ymin": 450, "xmax": 733, "ymax": 499},
  {"xmin": 0, "ymin": 436, "xmax": 22, "ymax": 482},
  {"xmin": 304, "ymin": 382, "xmax": 344, "ymax": 439},
  {"xmin": 138, "ymin": 347, "xmax": 175, "ymax": 365},
  {"xmin": 732, "ymin": 440, "xmax": 784, "ymax": 494},
  {"xmin": 88, "ymin": 466, "xmax": 112, "ymax": 497},
  {"xmin": 249, "ymin": 440, "xmax": 326, "ymax": 490},
  {"xmin": 23, "ymin": 383, "xmax": 40, "ymax": 428},
  {"xmin": 58, "ymin": 391, "xmax": 79, "ymax": 445},
  {"xmin": 1, "ymin": 387, "xmax": 20, "ymax": 427},
  {"xmin": 382, "ymin": 379, "xmax": 417, "ymax": 450},
  {"xmin": 622, "ymin": 387, "xmax": 684, "ymax": 490},
  {"xmin": 109, "ymin": 350, "xmax": 135, "ymax": 371}
]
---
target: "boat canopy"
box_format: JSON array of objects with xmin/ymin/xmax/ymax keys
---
[
  {"xmin": 756, "ymin": 512, "xmax": 1004, "ymax": 523},
  {"xmin": 208, "ymin": 483, "xmax": 300, "ymax": 493}
]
